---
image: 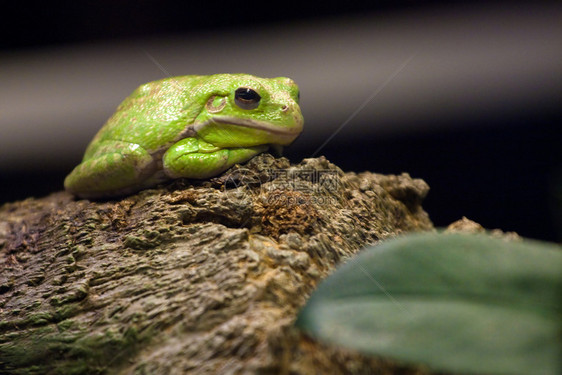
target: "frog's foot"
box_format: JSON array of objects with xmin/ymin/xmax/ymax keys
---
[
  {"xmin": 163, "ymin": 137, "xmax": 268, "ymax": 179},
  {"xmin": 64, "ymin": 140, "xmax": 157, "ymax": 199}
]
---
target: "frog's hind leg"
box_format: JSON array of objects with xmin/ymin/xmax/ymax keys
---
[{"xmin": 64, "ymin": 140, "xmax": 158, "ymax": 199}]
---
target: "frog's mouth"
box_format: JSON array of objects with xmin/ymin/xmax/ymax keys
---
[{"xmin": 191, "ymin": 116, "xmax": 303, "ymax": 148}]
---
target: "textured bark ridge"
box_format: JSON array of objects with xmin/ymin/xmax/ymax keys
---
[{"xmin": 0, "ymin": 155, "xmax": 433, "ymax": 374}]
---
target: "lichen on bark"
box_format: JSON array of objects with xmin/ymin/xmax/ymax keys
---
[{"xmin": 0, "ymin": 154, "xmax": 433, "ymax": 374}]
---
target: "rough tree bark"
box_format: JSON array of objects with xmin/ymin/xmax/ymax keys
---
[{"xmin": 0, "ymin": 155, "xmax": 434, "ymax": 374}]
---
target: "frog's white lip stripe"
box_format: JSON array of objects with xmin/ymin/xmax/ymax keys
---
[{"xmin": 192, "ymin": 116, "xmax": 302, "ymax": 136}]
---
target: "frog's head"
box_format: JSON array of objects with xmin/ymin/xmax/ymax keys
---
[{"xmin": 191, "ymin": 74, "xmax": 303, "ymax": 148}]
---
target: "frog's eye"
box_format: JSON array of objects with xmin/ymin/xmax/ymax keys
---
[{"xmin": 235, "ymin": 88, "xmax": 261, "ymax": 110}]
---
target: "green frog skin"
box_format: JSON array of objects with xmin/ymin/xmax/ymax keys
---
[{"xmin": 64, "ymin": 74, "xmax": 304, "ymax": 199}]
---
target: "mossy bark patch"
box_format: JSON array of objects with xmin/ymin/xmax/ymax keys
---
[{"xmin": 0, "ymin": 155, "xmax": 433, "ymax": 374}]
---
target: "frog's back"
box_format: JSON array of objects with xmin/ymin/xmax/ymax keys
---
[{"xmin": 84, "ymin": 75, "xmax": 207, "ymax": 159}]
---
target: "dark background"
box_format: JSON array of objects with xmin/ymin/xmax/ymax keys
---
[
  {"xmin": 3, "ymin": 1, "xmax": 494, "ymax": 51},
  {"xmin": 1, "ymin": 1, "xmax": 561, "ymax": 241}
]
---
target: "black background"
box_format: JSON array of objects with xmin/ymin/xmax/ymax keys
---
[{"xmin": 1, "ymin": 0, "xmax": 561, "ymax": 241}]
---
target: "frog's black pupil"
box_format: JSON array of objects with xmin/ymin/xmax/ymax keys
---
[
  {"xmin": 237, "ymin": 88, "xmax": 258, "ymax": 100},
  {"xmin": 235, "ymin": 88, "xmax": 261, "ymax": 109}
]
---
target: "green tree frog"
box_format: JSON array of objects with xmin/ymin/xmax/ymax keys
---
[{"xmin": 64, "ymin": 74, "xmax": 304, "ymax": 198}]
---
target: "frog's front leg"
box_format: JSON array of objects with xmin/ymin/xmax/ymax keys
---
[
  {"xmin": 163, "ymin": 138, "xmax": 267, "ymax": 179},
  {"xmin": 64, "ymin": 140, "xmax": 157, "ymax": 198}
]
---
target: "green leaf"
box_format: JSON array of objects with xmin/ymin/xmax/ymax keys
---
[{"xmin": 296, "ymin": 232, "xmax": 562, "ymax": 375}]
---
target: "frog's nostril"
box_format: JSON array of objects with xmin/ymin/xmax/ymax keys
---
[{"xmin": 281, "ymin": 105, "xmax": 289, "ymax": 112}]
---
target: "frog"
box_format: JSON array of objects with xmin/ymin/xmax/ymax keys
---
[{"xmin": 64, "ymin": 74, "xmax": 304, "ymax": 199}]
